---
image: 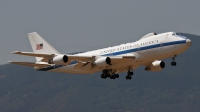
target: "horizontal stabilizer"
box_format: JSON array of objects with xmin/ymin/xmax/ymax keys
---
[
  {"xmin": 10, "ymin": 51, "xmax": 53, "ymax": 57},
  {"xmin": 10, "ymin": 51, "xmax": 93, "ymax": 62}
]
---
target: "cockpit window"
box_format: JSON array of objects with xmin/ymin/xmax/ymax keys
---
[
  {"xmin": 172, "ymin": 32, "xmax": 187, "ymax": 39},
  {"xmin": 172, "ymin": 32, "xmax": 181, "ymax": 36}
]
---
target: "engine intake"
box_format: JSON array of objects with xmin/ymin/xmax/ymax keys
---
[
  {"xmin": 93, "ymin": 57, "xmax": 111, "ymax": 67},
  {"xmin": 145, "ymin": 60, "xmax": 165, "ymax": 72},
  {"xmin": 52, "ymin": 55, "xmax": 68, "ymax": 65}
]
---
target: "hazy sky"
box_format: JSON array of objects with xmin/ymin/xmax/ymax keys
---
[{"xmin": 1, "ymin": 0, "xmax": 200, "ymax": 64}]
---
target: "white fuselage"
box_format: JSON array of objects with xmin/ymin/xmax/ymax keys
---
[{"xmin": 42, "ymin": 32, "xmax": 191, "ymax": 74}]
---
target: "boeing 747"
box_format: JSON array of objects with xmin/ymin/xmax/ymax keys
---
[{"xmin": 9, "ymin": 32, "xmax": 191, "ymax": 80}]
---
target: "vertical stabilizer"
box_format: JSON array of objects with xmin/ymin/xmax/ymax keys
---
[{"xmin": 28, "ymin": 32, "xmax": 60, "ymax": 62}]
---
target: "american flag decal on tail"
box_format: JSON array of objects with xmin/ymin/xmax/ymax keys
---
[{"xmin": 36, "ymin": 43, "xmax": 43, "ymax": 50}]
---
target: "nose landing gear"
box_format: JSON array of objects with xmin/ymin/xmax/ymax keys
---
[
  {"xmin": 171, "ymin": 62, "xmax": 177, "ymax": 66},
  {"xmin": 171, "ymin": 55, "xmax": 177, "ymax": 66}
]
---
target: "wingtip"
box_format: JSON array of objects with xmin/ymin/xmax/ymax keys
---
[
  {"xmin": 8, "ymin": 61, "xmax": 14, "ymax": 63},
  {"xmin": 9, "ymin": 51, "xmax": 21, "ymax": 54},
  {"xmin": 28, "ymin": 32, "xmax": 38, "ymax": 35}
]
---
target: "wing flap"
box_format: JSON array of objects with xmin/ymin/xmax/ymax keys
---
[
  {"xmin": 67, "ymin": 55, "xmax": 94, "ymax": 61},
  {"xmin": 74, "ymin": 61, "xmax": 91, "ymax": 69},
  {"xmin": 110, "ymin": 56, "xmax": 135, "ymax": 64}
]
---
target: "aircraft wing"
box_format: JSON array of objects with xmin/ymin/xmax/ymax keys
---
[
  {"xmin": 68, "ymin": 55, "xmax": 135, "ymax": 63},
  {"xmin": 10, "ymin": 51, "xmax": 135, "ymax": 68},
  {"xmin": 8, "ymin": 61, "xmax": 52, "ymax": 67}
]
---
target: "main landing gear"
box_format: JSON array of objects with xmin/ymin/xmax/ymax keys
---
[
  {"xmin": 126, "ymin": 70, "xmax": 133, "ymax": 80},
  {"xmin": 171, "ymin": 55, "xmax": 177, "ymax": 66},
  {"xmin": 100, "ymin": 70, "xmax": 134, "ymax": 80},
  {"xmin": 100, "ymin": 70, "xmax": 119, "ymax": 79}
]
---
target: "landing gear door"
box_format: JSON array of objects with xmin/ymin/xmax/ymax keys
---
[{"xmin": 137, "ymin": 46, "xmax": 140, "ymax": 52}]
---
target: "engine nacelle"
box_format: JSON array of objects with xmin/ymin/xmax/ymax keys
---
[
  {"xmin": 93, "ymin": 57, "xmax": 111, "ymax": 66},
  {"xmin": 52, "ymin": 55, "xmax": 68, "ymax": 65},
  {"xmin": 145, "ymin": 60, "xmax": 165, "ymax": 72}
]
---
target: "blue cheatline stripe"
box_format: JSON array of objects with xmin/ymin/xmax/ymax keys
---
[
  {"xmin": 39, "ymin": 61, "xmax": 79, "ymax": 71},
  {"xmin": 39, "ymin": 65, "xmax": 63, "ymax": 71},
  {"xmin": 69, "ymin": 60, "xmax": 79, "ymax": 65},
  {"xmin": 140, "ymin": 44, "xmax": 160, "ymax": 51},
  {"xmin": 103, "ymin": 40, "xmax": 186, "ymax": 56},
  {"xmin": 39, "ymin": 40, "xmax": 186, "ymax": 71},
  {"xmin": 163, "ymin": 40, "xmax": 186, "ymax": 46}
]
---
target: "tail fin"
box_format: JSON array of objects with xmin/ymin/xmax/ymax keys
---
[{"xmin": 28, "ymin": 32, "xmax": 60, "ymax": 61}]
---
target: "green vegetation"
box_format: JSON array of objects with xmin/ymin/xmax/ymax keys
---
[{"xmin": 0, "ymin": 33, "xmax": 199, "ymax": 112}]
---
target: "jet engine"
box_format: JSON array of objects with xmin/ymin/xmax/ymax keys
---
[
  {"xmin": 93, "ymin": 57, "xmax": 111, "ymax": 66},
  {"xmin": 145, "ymin": 60, "xmax": 165, "ymax": 72},
  {"xmin": 52, "ymin": 55, "xmax": 68, "ymax": 65}
]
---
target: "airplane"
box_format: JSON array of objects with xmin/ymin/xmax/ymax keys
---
[{"xmin": 9, "ymin": 32, "xmax": 191, "ymax": 80}]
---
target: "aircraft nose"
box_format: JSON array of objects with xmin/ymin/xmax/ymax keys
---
[{"xmin": 186, "ymin": 39, "xmax": 192, "ymax": 47}]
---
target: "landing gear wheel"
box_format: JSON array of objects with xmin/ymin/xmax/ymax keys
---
[
  {"xmin": 101, "ymin": 74, "xmax": 108, "ymax": 79},
  {"xmin": 126, "ymin": 75, "xmax": 132, "ymax": 80},
  {"xmin": 101, "ymin": 70, "xmax": 109, "ymax": 79},
  {"xmin": 103, "ymin": 74, "xmax": 107, "ymax": 79},
  {"xmin": 127, "ymin": 71, "xmax": 134, "ymax": 76},
  {"xmin": 174, "ymin": 62, "xmax": 177, "ymax": 66},
  {"xmin": 171, "ymin": 62, "xmax": 177, "ymax": 66},
  {"xmin": 101, "ymin": 74, "xmax": 104, "ymax": 78},
  {"xmin": 126, "ymin": 70, "xmax": 133, "ymax": 80},
  {"xmin": 112, "ymin": 75, "xmax": 115, "ymax": 79},
  {"xmin": 130, "ymin": 72, "xmax": 133, "ymax": 76},
  {"xmin": 110, "ymin": 75, "xmax": 115, "ymax": 79},
  {"xmin": 101, "ymin": 70, "xmax": 119, "ymax": 79},
  {"xmin": 115, "ymin": 74, "xmax": 119, "ymax": 78},
  {"xmin": 129, "ymin": 75, "xmax": 132, "ymax": 80},
  {"xmin": 126, "ymin": 76, "xmax": 129, "ymax": 80}
]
